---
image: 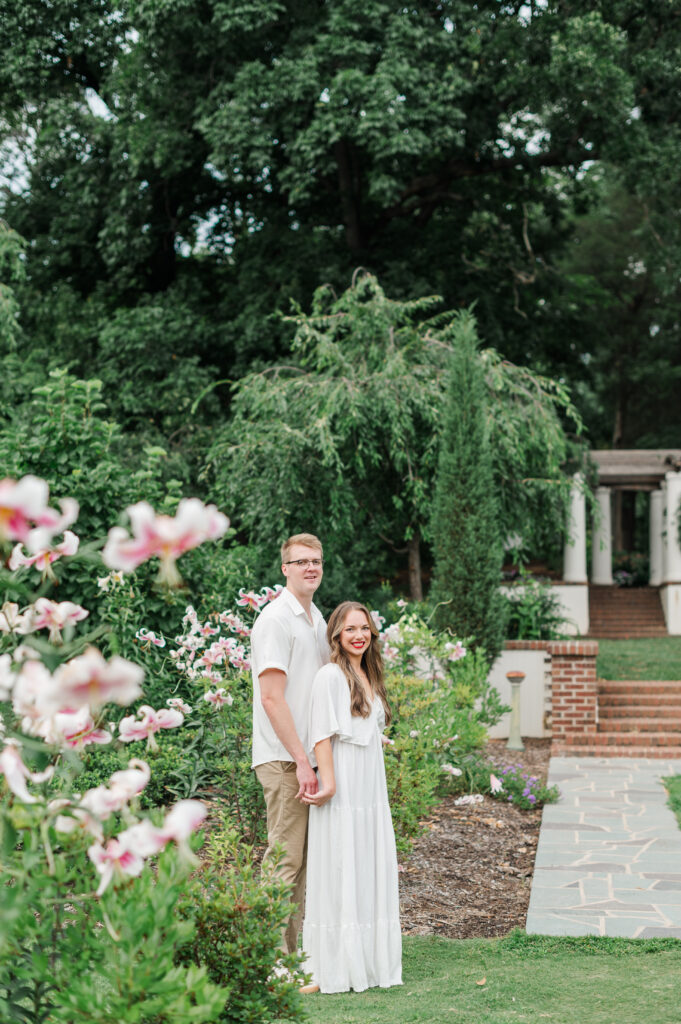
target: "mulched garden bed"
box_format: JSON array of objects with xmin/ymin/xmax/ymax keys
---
[{"xmin": 398, "ymin": 738, "xmax": 551, "ymax": 939}]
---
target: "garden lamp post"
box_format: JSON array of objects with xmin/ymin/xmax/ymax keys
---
[{"xmin": 506, "ymin": 671, "xmax": 525, "ymax": 751}]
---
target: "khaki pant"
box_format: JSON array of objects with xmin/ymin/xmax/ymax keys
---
[{"xmin": 255, "ymin": 760, "xmax": 310, "ymax": 955}]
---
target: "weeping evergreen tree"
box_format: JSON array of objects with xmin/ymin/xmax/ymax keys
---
[{"xmin": 430, "ymin": 313, "xmax": 507, "ymax": 662}]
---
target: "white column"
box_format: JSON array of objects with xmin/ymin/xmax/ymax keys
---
[
  {"xmin": 664, "ymin": 471, "xmax": 681, "ymax": 583},
  {"xmin": 563, "ymin": 473, "xmax": 587, "ymax": 583},
  {"xmin": 649, "ymin": 489, "xmax": 664, "ymax": 586},
  {"xmin": 591, "ymin": 486, "xmax": 613, "ymax": 585}
]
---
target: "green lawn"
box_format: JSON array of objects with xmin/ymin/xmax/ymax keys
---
[
  {"xmin": 596, "ymin": 638, "xmax": 681, "ymax": 680},
  {"xmin": 665, "ymin": 775, "xmax": 681, "ymax": 831},
  {"xmin": 290, "ymin": 933, "xmax": 681, "ymax": 1024}
]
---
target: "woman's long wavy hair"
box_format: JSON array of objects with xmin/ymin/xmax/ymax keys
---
[{"xmin": 327, "ymin": 601, "xmax": 391, "ymax": 725}]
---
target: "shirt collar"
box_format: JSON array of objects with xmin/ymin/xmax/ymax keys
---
[{"xmin": 281, "ymin": 586, "xmax": 322, "ymax": 624}]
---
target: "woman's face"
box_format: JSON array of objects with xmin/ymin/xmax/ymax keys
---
[{"xmin": 338, "ymin": 608, "xmax": 372, "ymax": 660}]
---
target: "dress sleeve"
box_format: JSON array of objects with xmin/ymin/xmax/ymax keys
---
[
  {"xmin": 308, "ymin": 665, "xmax": 354, "ymax": 751},
  {"xmin": 308, "ymin": 665, "xmax": 378, "ymax": 752}
]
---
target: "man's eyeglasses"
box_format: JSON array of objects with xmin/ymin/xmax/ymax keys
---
[{"xmin": 284, "ymin": 558, "xmax": 323, "ymax": 568}]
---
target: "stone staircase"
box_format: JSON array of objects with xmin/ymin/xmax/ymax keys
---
[
  {"xmin": 589, "ymin": 585, "xmax": 667, "ymax": 639},
  {"xmin": 556, "ymin": 679, "xmax": 681, "ymax": 758}
]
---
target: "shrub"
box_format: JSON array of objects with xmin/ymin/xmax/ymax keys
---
[
  {"xmin": 440, "ymin": 752, "xmax": 560, "ymax": 811},
  {"xmin": 505, "ymin": 566, "xmax": 567, "ymax": 640},
  {"xmin": 178, "ymin": 825, "xmax": 307, "ymax": 1024}
]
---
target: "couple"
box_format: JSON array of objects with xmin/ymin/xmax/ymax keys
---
[{"xmin": 251, "ymin": 532, "xmax": 402, "ymax": 995}]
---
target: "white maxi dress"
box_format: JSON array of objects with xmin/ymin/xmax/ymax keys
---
[{"xmin": 302, "ymin": 662, "xmax": 402, "ymax": 994}]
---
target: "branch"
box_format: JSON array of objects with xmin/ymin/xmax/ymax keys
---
[{"xmin": 376, "ymin": 147, "xmax": 600, "ymax": 230}]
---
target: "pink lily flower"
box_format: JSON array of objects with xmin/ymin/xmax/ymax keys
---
[
  {"xmin": 102, "ymin": 499, "xmax": 229, "ymax": 585},
  {"xmin": 490, "ymin": 773, "xmax": 504, "ymax": 794},
  {"xmin": 197, "ymin": 622, "xmax": 219, "ymax": 638},
  {"xmin": 21, "ymin": 598, "xmax": 89, "ymax": 643},
  {"xmin": 9, "ymin": 530, "xmax": 80, "ymax": 580},
  {"xmin": 11, "ymin": 659, "xmax": 58, "ymax": 727},
  {"xmin": 454, "ymin": 793, "xmax": 484, "ymax": 806},
  {"xmin": 53, "ymin": 707, "xmax": 112, "ymax": 750},
  {"xmin": 52, "ymin": 647, "xmax": 144, "ymax": 712},
  {"xmin": 200, "ymin": 668, "xmax": 222, "ymax": 686},
  {"xmin": 135, "ymin": 627, "xmax": 166, "ymax": 649},
  {"xmin": 80, "ymin": 759, "xmax": 151, "ymax": 819},
  {"xmin": 199, "ymin": 643, "xmax": 225, "ymax": 668},
  {"xmin": 159, "ymin": 799, "xmax": 207, "ymax": 860},
  {"xmin": 445, "ymin": 640, "xmax": 467, "ymax": 662},
  {"xmin": 118, "ymin": 705, "xmax": 184, "ymax": 749},
  {"xmin": 0, "ymin": 740, "xmax": 54, "ymax": 803},
  {"xmin": 259, "ymin": 585, "xmax": 283, "ymax": 603},
  {"xmin": 49, "ymin": 798, "xmax": 104, "ymax": 843},
  {"xmin": 167, "ymin": 697, "xmax": 192, "ymax": 714},
  {"xmin": 0, "ymin": 476, "xmax": 78, "ymax": 551},
  {"xmin": 370, "ymin": 610, "xmax": 386, "ymax": 631},
  {"xmin": 236, "ymin": 588, "xmax": 267, "ymax": 612},
  {"xmin": 203, "ymin": 688, "xmax": 233, "ymax": 709},
  {"xmin": 96, "ymin": 570, "xmax": 124, "ymax": 591},
  {"xmin": 218, "ymin": 612, "xmax": 251, "ymax": 637},
  {"xmin": 442, "ymin": 763, "xmax": 463, "ymax": 776},
  {"xmin": 0, "ymin": 653, "xmax": 15, "ymax": 701},
  {"xmin": 0, "ymin": 602, "xmax": 26, "ymax": 633},
  {"xmin": 88, "ymin": 836, "xmax": 145, "ymax": 896}
]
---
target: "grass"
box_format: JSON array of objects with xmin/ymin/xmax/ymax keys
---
[
  {"xmin": 665, "ymin": 775, "xmax": 681, "ymax": 830},
  {"xmin": 287, "ymin": 932, "xmax": 681, "ymax": 1024},
  {"xmin": 596, "ymin": 638, "xmax": 681, "ymax": 680}
]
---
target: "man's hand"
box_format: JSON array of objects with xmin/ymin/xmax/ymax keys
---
[{"xmin": 295, "ymin": 759, "xmax": 318, "ymax": 800}]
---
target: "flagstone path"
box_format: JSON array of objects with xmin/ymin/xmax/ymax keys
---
[{"xmin": 526, "ymin": 755, "xmax": 681, "ymax": 938}]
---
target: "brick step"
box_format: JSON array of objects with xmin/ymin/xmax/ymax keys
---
[
  {"xmin": 599, "ymin": 680, "xmax": 681, "ymax": 693},
  {"xmin": 599, "ymin": 704, "xmax": 681, "ymax": 719},
  {"xmin": 589, "ymin": 614, "xmax": 663, "ymax": 622},
  {"xmin": 590, "ymin": 623, "xmax": 666, "ymax": 630},
  {"xmin": 585, "ymin": 626, "xmax": 667, "ymax": 634},
  {"xmin": 590, "ymin": 613, "xmax": 665, "ymax": 620},
  {"xmin": 598, "ymin": 717, "xmax": 681, "ymax": 732},
  {"xmin": 599, "ymin": 696, "xmax": 681, "ymax": 709},
  {"xmin": 552, "ymin": 742, "xmax": 681, "ymax": 759},
  {"xmin": 587, "ymin": 731, "xmax": 681, "ymax": 747}
]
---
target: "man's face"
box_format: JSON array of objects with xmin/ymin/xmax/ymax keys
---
[{"xmin": 281, "ymin": 544, "xmax": 323, "ymax": 598}]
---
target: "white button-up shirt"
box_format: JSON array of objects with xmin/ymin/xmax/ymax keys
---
[{"xmin": 250, "ymin": 587, "xmax": 329, "ymax": 768}]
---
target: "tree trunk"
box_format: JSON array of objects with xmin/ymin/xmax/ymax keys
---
[
  {"xmin": 407, "ymin": 532, "xmax": 423, "ymax": 602},
  {"xmin": 334, "ymin": 139, "xmax": 363, "ymax": 254}
]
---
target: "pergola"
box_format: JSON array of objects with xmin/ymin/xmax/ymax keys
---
[{"xmin": 562, "ymin": 450, "xmax": 681, "ymax": 635}]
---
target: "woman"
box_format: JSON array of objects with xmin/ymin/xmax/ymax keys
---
[{"xmin": 301, "ymin": 601, "xmax": 402, "ymax": 994}]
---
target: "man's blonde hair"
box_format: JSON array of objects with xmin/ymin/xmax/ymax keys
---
[{"xmin": 281, "ymin": 533, "xmax": 323, "ymax": 563}]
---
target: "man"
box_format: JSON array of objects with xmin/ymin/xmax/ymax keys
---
[{"xmin": 251, "ymin": 532, "xmax": 329, "ymax": 957}]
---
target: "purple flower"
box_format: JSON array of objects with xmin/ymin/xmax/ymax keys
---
[
  {"xmin": 528, "ymin": 794, "xmax": 537, "ymax": 804},
  {"xmin": 508, "ymin": 795, "xmax": 513, "ymax": 802}
]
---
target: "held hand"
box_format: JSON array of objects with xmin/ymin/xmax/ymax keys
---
[
  {"xmin": 301, "ymin": 785, "xmax": 335, "ymax": 808},
  {"xmin": 295, "ymin": 760, "xmax": 318, "ymax": 800}
]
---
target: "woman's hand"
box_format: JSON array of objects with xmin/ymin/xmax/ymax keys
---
[
  {"xmin": 305, "ymin": 737, "xmax": 336, "ymax": 807},
  {"xmin": 302, "ymin": 784, "xmax": 335, "ymax": 807}
]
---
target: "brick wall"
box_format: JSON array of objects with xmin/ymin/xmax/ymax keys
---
[{"xmin": 505, "ymin": 639, "xmax": 599, "ymax": 742}]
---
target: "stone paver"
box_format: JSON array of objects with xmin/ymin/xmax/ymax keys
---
[{"xmin": 526, "ymin": 756, "xmax": 681, "ymax": 938}]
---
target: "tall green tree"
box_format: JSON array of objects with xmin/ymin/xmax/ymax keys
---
[
  {"xmin": 430, "ymin": 315, "xmax": 507, "ymax": 660},
  {"xmin": 2, "ymin": 0, "xmax": 680, "ymax": 391},
  {"xmin": 205, "ymin": 274, "xmax": 584, "ymax": 602}
]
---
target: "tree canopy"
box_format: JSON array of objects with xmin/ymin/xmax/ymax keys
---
[{"xmin": 1, "ymin": 1, "xmax": 680, "ymax": 428}]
